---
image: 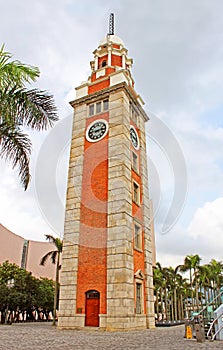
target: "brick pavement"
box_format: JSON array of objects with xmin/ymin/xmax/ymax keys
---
[{"xmin": 0, "ymin": 323, "xmax": 222, "ymax": 350}]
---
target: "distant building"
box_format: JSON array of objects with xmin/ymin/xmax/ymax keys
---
[{"xmin": 0, "ymin": 224, "xmax": 56, "ymax": 280}]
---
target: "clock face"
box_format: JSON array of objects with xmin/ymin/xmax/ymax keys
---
[
  {"xmin": 130, "ymin": 125, "xmax": 139, "ymax": 150},
  {"xmin": 86, "ymin": 119, "xmax": 108, "ymax": 142}
]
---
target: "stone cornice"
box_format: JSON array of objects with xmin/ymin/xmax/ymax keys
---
[{"xmin": 70, "ymin": 82, "xmax": 149, "ymax": 122}]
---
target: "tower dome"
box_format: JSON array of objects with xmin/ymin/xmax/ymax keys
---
[{"xmin": 99, "ymin": 34, "xmax": 125, "ymax": 47}]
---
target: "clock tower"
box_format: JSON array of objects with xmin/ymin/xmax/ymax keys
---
[{"xmin": 58, "ymin": 15, "xmax": 155, "ymax": 330}]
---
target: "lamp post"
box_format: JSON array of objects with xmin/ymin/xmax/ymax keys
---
[{"xmin": 4, "ymin": 278, "xmax": 15, "ymax": 324}]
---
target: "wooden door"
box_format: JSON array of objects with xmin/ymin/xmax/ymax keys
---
[{"xmin": 85, "ymin": 290, "xmax": 100, "ymax": 327}]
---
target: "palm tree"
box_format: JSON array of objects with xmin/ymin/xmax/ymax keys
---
[
  {"xmin": 40, "ymin": 234, "xmax": 63, "ymax": 326},
  {"xmin": 208, "ymin": 259, "xmax": 223, "ymax": 307},
  {"xmin": 162, "ymin": 267, "xmax": 174, "ymax": 320},
  {"xmin": 153, "ymin": 262, "xmax": 168, "ymax": 320},
  {"xmin": 178, "ymin": 278, "xmax": 191, "ymax": 319},
  {"xmin": 180, "ymin": 254, "xmax": 201, "ymax": 313},
  {"xmin": 162, "ymin": 267, "xmax": 171, "ymax": 321},
  {"xmin": 164, "ymin": 266, "xmax": 184, "ymax": 321},
  {"xmin": 0, "ymin": 45, "xmax": 58, "ymax": 190},
  {"xmin": 196, "ymin": 264, "xmax": 211, "ymax": 308},
  {"xmin": 153, "ymin": 263, "xmax": 163, "ymax": 319}
]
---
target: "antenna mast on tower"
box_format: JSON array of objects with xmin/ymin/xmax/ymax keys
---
[{"xmin": 108, "ymin": 13, "xmax": 114, "ymax": 35}]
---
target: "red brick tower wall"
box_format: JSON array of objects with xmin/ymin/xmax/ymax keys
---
[{"xmin": 76, "ymin": 112, "xmax": 109, "ymax": 315}]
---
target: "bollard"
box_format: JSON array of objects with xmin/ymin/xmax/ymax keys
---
[{"xmin": 194, "ymin": 315, "xmax": 205, "ymax": 343}]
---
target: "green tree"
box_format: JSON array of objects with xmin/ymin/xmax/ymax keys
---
[
  {"xmin": 40, "ymin": 234, "xmax": 63, "ymax": 326},
  {"xmin": 207, "ymin": 259, "xmax": 223, "ymax": 306},
  {"xmin": 180, "ymin": 254, "xmax": 201, "ymax": 313},
  {"xmin": 153, "ymin": 262, "xmax": 170, "ymax": 320},
  {"xmin": 0, "ymin": 45, "xmax": 58, "ymax": 190},
  {"xmin": 153, "ymin": 256, "xmax": 223, "ymax": 323},
  {"xmin": 196, "ymin": 264, "xmax": 211, "ymax": 307},
  {"xmin": 0, "ymin": 261, "xmax": 55, "ymax": 323},
  {"xmin": 153, "ymin": 263, "xmax": 164, "ymax": 318},
  {"xmin": 164, "ymin": 266, "xmax": 183, "ymax": 321},
  {"xmin": 0, "ymin": 261, "xmax": 38, "ymax": 322},
  {"xmin": 161, "ymin": 267, "xmax": 170, "ymax": 321},
  {"xmin": 177, "ymin": 278, "xmax": 191, "ymax": 319},
  {"xmin": 153, "ymin": 263, "xmax": 190, "ymax": 321},
  {"xmin": 36, "ymin": 278, "xmax": 54, "ymax": 311}
]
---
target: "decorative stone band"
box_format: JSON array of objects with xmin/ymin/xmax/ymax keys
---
[{"xmin": 70, "ymin": 82, "xmax": 149, "ymax": 123}]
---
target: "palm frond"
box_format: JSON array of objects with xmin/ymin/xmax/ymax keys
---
[
  {"xmin": 40, "ymin": 235, "xmax": 63, "ymax": 267},
  {"xmin": 0, "ymin": 45, "xmax": 40, "ymax": 88},
  {"xmin": 25, "ymin": 89, "xmax": 58, "ymax": 129},
  {"xmin": 45, "ymin": 235, "xmax": 63, "ymax": 252},
  {"xmin": 0, "ymin": 122, "xmax": 31, "ymax": 190},
  {"xmin": 0, "ymin": 46, "xmax": 58, "ymax": 190},
  {"xmin": 45, "ymin": 234, "xmax": 57, "ymax": 244},
  {"xmin": 51, "ymin": 251, "xmax": 57, "ymax": 264},
  {"xmin": 0, "ymin": 45, "xmax": 12, "ymax": 68},
  {"xmin": 0, "ymin": 86, "xmax": 58, "ymax": 130},
  {"xmin": 40, "ymin": 251, "xmax": 55, "ymax": 266},
  {"xmin": 55, "ymin": 238, "xmax": 63, "ymax": 253}
]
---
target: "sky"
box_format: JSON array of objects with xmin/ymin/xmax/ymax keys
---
[{"xmin": 0, "ymin": 0, "xmax": 223, "ymax": 268}]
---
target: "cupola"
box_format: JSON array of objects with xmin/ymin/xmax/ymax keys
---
[{"xmin": 75, "ymin": 14, "xmax": 135, "ymax": 100}]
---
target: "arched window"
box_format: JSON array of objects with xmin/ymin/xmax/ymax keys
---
[{"xmin": 101, "ymin": 60, "xmax": 107, "ymax": 67}]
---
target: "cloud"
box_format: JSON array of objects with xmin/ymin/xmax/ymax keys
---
[
  {"xmin": 187, "ymin": 198, "xmax": 223, "ymax": 257},
  {"xmin": 0, "ymin": 160, "xmax": 55, "ymax": 241},
  {"xmin": 156, "ymin": 198, "xmax": 223, "ymax": 266},
  {"xmin": 0, "ymin": 0, "xmax": 223, "ymax": 268},
  {"xmin": 115, "ymin": 0, "xmax": 223, "ymax": 127}
]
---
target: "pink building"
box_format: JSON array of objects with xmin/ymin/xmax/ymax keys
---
[{"xmin": 0, "ymin": 224, "xmax": 56, "ymax": 280}]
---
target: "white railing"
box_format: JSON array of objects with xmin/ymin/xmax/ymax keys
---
[
  {"xmin": 211, "ymin": 323, "xmax": 223, "ymax": 341},
  {"xmin": 191, "ymin": 289, "xmax": 223, "ymax": 321},
  {"xmin": 207, "ymin": 310, "xmax": 223, "ymax": 338}
]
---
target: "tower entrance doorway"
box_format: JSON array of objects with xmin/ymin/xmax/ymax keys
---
[{"xmin": 85, "ymin": 290, "xmax": 100, "ymax": 327}]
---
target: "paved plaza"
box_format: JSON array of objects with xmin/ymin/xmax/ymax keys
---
[{"xmin": 0, "ymin": 323, "xmax": 222, "ymax": 350}]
